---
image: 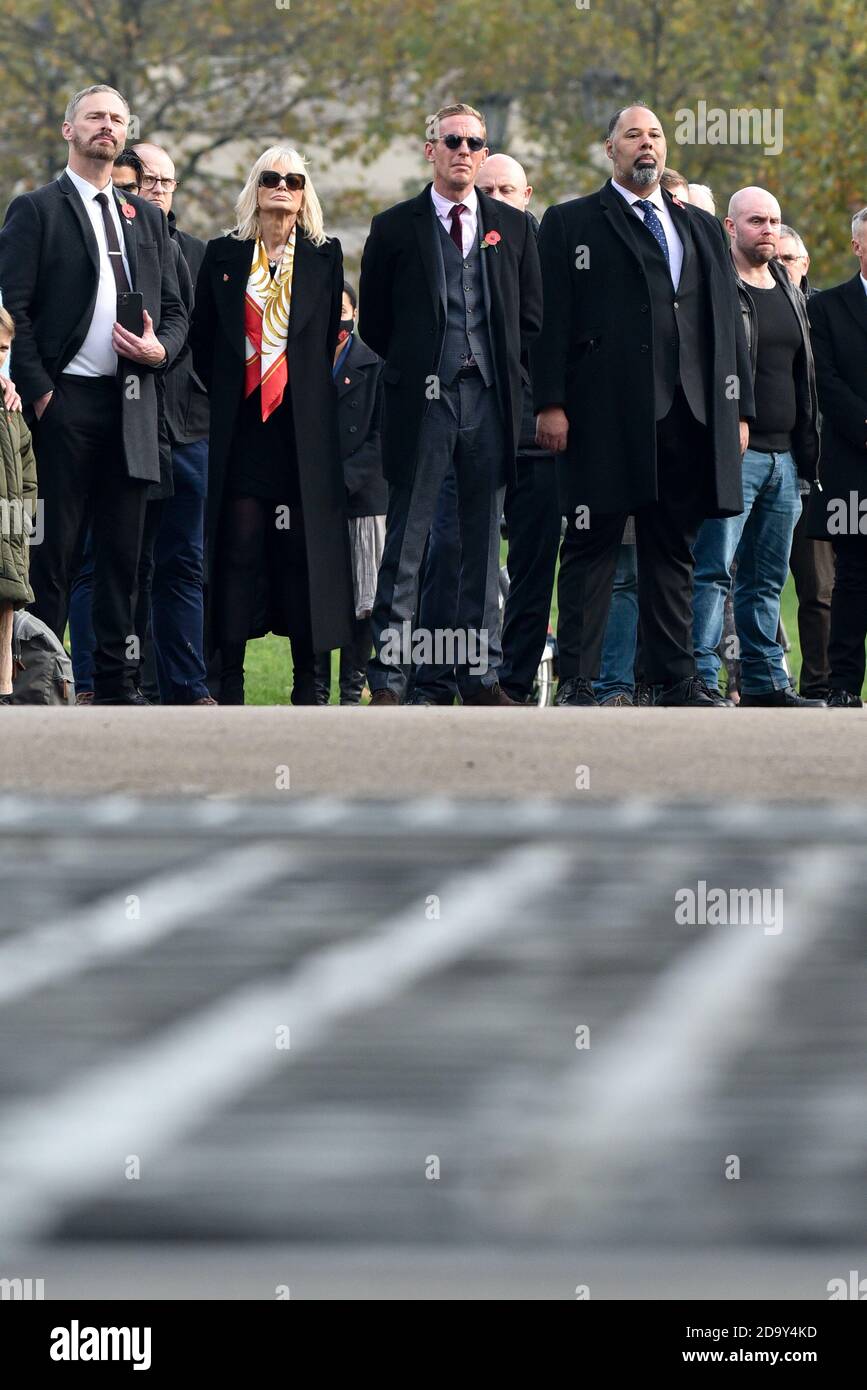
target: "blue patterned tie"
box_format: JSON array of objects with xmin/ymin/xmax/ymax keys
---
[{"xmin": 635, "ymin": 199, "xmax": 670, "ymax": 268}]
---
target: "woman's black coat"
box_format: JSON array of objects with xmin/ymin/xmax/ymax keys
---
[{"xmin": 191, "ymin": 230, "xmax": 354, "ymax": 653}]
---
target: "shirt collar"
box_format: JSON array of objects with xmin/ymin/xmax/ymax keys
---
[
  {"xmin": 611, "ymin": 178, "xmax": 665, "ymax": 211},
  {"xmin": 431, "ymin": 184, "xmax": 478, "ymax": 219},
  {"xmin": 65, "ymin": 165, "xmax": 114, "ymax": 203},
  {"xmin": 861, "ymin": 274, "xmax": 867, "ymax": 298},
  {"xmin": 332, "ymin": 333, "xmax": 353, "ymax": 378}
]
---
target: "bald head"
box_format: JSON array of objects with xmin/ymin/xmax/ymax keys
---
[
  {"xmin": 131, "ymin": 141, "xmax": 176, "ymax": 213},
  {"xmin": 475, "ymin": 152, "xmax": 531, "ymax": 210},
  {"xmin": 725, "ymin": 186, "xmax": 782, "ymax": 270}
]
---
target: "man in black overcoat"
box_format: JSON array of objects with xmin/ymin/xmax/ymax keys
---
[
  {"xmin": 532, "ymin": 104, "xmax": 754, "ymax": 706},
  {"xmin": 359, "ymin": 102, "xmax": 542, "ymax": 705},
  {"xmin": 807, "ymin": 208, "xmax": 867, "ymax": 706}
]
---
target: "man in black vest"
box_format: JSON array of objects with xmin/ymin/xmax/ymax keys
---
[
  {"xmin": 359, "ymin": 102, "xmax": 542, "ymax": 705},
  {"xmin": 533, "ymin": 104, "xmax": 753, "ymax": 706},
  {"xmin": 0, "ymin": 84, "xmax": 186, "ymax": 704}
]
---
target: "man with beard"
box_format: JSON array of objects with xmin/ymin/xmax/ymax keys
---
[
  {"xmin": 0, "ymin": 84, "xmax": 186, "ymax": 704},
  {"xmin": 692, "ymin": 188, "xmax": 824, "ymax": 707},
  {"xmin": 533, "ymin": 104, "xmax": 752, "ymax": 706}
]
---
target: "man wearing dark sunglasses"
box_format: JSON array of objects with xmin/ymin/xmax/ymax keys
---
[{"xmin": 359, "ymin": 102, "xmax": 542, "ymax": 705}]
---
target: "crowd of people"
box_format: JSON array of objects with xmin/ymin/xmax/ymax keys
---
[{"xmin": 0, "ymin": 84, "xmax": 865, "ymax": 708}]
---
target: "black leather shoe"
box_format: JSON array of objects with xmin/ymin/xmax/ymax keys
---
[
  {"xmin": 555, "ymin": 677, "xmax": 599, "ymax": 707},
  {"xmin": 92, "ymin": 690, "xmax": 151, "ymax": 706},
  {"xmin": 656, "ymin": 677, "xmax": 719, "ymax": 707},
  {"xmin": 826, "ymin": 689, "xmax": 863, "ymax": 708},
  {"xmin": 0, "ymin": 694, "xmax": 13, "ymax": 705},
  {"xmin": 462, "ymin": 683, "xmax": 517, "ymax": 707},
  {"xmin": 739, "ymin": 686, "xmax": 826, "ymax": 708},
  {"xmin": 699, "ymin": 680, "xmax": 734, "ymax": 707},
  {"xmin": 633, "ymin": 682, "xmax": 653, "ymax": 707}
]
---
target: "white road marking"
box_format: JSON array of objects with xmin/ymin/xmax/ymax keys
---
[
  {"xmin": 0, "ymin": 843, "xmax": 573, "ymax": 1241},
  {"xmin": 0, "ymin": 845, "xmax": 302, "ymax": 1007}
]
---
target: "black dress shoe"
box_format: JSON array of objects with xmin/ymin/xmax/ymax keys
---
[
  {"xmin": 699, "ymin": 680, "xmax": 734, "ymax": 707},
  {"xmin": 92, "ymin": 690, "xmax": 151, "ymax": 706},
  {"xmin": 656, "ymin": 677, "xmax": 719, "ymax": 707},
  {"xmin": 739, "ymin": 686, "xmax": 826, "ymax": 708},
  {"xmin": 0, "ymin": 693, "xmax": 13, "ymax": 705},
  {"xmin": 555, "ymin": 677, "xmax": 599, "ymax": 706},
  {"xmin": 826, "ymin": 689, "xmax": 863, "ymax": 708},
  {"xmin": 633, "ymin": 682, "xmax": 653, "ymax": 707}
]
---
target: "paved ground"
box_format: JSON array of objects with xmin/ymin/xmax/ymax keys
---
[
  {"xmin": 0, "ymin": 705, "xmax": 865, "ymax": 797},
  {"xmin": 0, "ymin": 797, "xmax": 864, "ymax": 1299}
]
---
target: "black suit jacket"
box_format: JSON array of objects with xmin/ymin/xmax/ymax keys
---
[
  {"xmin": 335, "ymin": 333, "xmax": 387, "ymax": 517},
  {"xmin": 358, "ymin": 183, "xmax": 542, "ymax": 488},
  {"xmin": 807, "ymin": 274, "xmax": 867, "ymax": 512},
  {"xmin": 0, "ymin": 172, "xmax": 187, "ymax": 483},
  {"xmin": 531, "ymin": 180, "xmax": 754, "ymax": 519},
  {"xmin": 191, "ymin": 230, "xmax": 353, "ymax": 654},
  {"xmin": 164, "ymin": 213, "xmax": 209, "ymax": 444}
]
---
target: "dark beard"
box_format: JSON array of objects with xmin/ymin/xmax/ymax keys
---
[{"xmin": 71, "ymin": 131, "xmax": 119, "ymax": 162}]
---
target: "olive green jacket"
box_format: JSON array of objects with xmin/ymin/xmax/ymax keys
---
[{"xmin": 0, "ymin": 403, "xmax": 37, "ymax": 607}]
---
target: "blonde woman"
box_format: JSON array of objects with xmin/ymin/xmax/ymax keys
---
[
  {"xmin": 0, "ymin": 308, "xmax": 38, "ymax": 703},
  {"xmin": 191, "ymin": 146, "xmax": 353, "ymax": 703}
]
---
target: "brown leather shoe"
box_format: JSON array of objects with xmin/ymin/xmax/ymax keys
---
[
  {"xmin": 369, "ymin": 689, "xmax": 400, "ymax": 706},
  {"xmin": 75, "ymin": 690, "xmax": 94, "ymax": 706},
  {"xmin": 462, "ymin": 683, "xmax": 517, "ymax": 707},
  {"xmin": 193, "ymin": 696, "xmax": 219, "ymax": 705}
]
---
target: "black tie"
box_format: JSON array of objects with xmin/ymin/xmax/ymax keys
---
[{"xmin": 95, "ymin": 191, "xmax": 131, "ymax": 293}]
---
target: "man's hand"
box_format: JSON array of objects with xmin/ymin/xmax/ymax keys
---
[
  {"xmin": 112, "ymin": 309, "xmax": 167, "ymax": 367},
  {"xmin": 536, "ymin": 406, "xmax": 569, "ymax": 453},
  {"xmin": 33, "ymin": 389, "xmax": 53, "ymax": 420},
  {"xmin": 1, "ymin": 376, "xmax": 23, "ymax": 412},
  {"xmin": 739, "ymin": 420, "xmax": 749, "ymax": 456}
]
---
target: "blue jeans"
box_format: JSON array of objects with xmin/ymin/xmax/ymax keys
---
[
  {"xmin": 693, "ymin": 448, "xmax": 801, "ymax": 694},
  {"xmin": 594, "ymin": 543, "xmax": 638, "ymax": 700}
]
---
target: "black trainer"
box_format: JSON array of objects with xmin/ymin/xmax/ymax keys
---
[
  {"xmin": 826, "ymin": 689, "xmax": 863, "ymax": 708},
  {"xmin": 555, "ymin": 677, "xmax": 599, "ymax": 707},
  {"xmin": 739, "ymin": 686, "xmax": 826, "ymax": 708},
  {"xmin": 699, "ymin": 680, "xmax": 735, "ymax": 707},
  {"xmin": 656, "ymin": 677, "xmax": 720, "ymax": 707}
]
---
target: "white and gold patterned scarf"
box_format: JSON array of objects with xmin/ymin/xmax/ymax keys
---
[{"xmin": 244, "ymin": 228, "xmax": 296, "ymax": 420}]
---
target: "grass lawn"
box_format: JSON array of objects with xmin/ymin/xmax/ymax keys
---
[{"xmin": 243, "ymin": 566, "xmax": 812, "ymax": 705}]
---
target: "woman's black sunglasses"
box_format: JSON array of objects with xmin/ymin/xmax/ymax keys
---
[{"xmin": 258, "ymin": 171, "xmax": 306, "ymax": 191}]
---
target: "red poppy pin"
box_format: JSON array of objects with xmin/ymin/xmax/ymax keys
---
[
  {"xmin": 481, "ymin": 230, "xmax": 501, "ymax": 252},
  {"xmin": 120, "ymin": 201, "xmax": 136, "ymax": 220}
]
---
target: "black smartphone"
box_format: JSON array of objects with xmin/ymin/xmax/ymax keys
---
[{"xmin": 116, "ymin": 291, "xmax": 144, "ymax": 337}]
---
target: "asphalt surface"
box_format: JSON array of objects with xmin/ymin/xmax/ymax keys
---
[
  {"xmin": 0, "ymin": 796, "xmax": 864, "ymax": 1299},
  {"xmin": 0, "ymin": 705, "xmax": 866, "ymax": 798}
]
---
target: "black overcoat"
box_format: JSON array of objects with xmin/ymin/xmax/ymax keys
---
[
  {"xmin": 335, "ymin": 334, "xmax": 387, "ymax": 517},
  {"xmin": 531, "ymin": 180, "xmax": 754, "ymax": 519},
  {"xmin": 191, "ymin": 230, "xmax": 354, "ymax": 654},
  {"xmin": 807, "ymin": 275, "xmax": 867, "ymax": 519},
  {"xmin": 358, "ymin": 183, "xmax": 542, "ymax": 489}
]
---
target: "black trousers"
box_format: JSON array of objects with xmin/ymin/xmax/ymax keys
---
[
  {"xmin": 828, "ymin": 535, "xmax": 867, "ymax": 696},
  {"xmin": 500, "ymin": 452, "xmax": 561, "ymax": 700},
  {"xmin": 557, "ymin": 388, "xmax": 711, "ymax": 687},
  {"xmin": 790, "ymin": 507, "xmax": 835, "ymax": 696},
  {"xmin": 29, "ymin": 375, "xmax": 147, "ymax": 698}
]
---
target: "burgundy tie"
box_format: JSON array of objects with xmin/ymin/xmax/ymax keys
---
[
  {"xmin": 95, "ymin": 191, "xmax": 131, "ymax": 294},
  {"xmin": 448, "ymin": 203, "xmax": 467, "ymax": 253}
]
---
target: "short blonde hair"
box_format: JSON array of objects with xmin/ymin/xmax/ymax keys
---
[
  {"xmin": 230, "ymin": 147, "xmax": 327, "ymax": 246},
  {"xmin": 425, "ymin": 103, "xmax": 487, "ymax": 143},
  {"xmin": 0, "ymin": 307, "xmax": 15, "ymax": 338}
]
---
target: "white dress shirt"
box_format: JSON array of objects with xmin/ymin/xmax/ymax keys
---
[
  {"xmin": 860, "ymin": 274, "xmax": 867, "ymax": 298},
  {"xmin": 431, "ymin": 185, "xmax": 479, "ymax": 259},
  {"xmin": 611, "ymin": 178, "xmax": 684, "ymax": 290},
  {"xmin": 63, "ymin": 166, "xmax": 133, "ymax": 378}
]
